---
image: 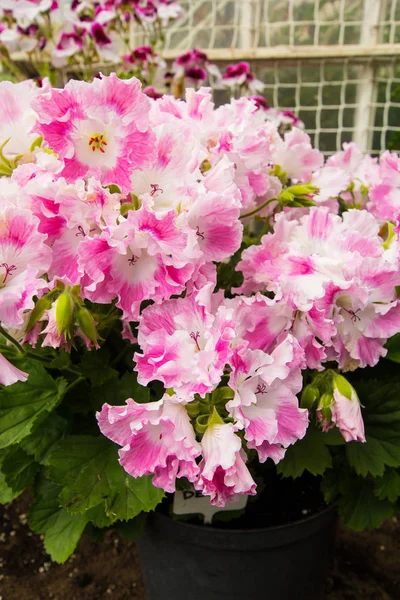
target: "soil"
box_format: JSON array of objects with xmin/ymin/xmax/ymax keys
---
[{"xmin": 1, "ymin": 497, "xmax": 399, "ymax": 600}]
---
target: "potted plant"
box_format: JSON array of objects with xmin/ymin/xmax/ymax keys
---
[{"xmin": 0, "ymin": 73, "xmax": 399, "ymax": 600}]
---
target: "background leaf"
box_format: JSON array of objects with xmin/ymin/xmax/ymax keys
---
[
  {"xmin": 0, "ymin": 360, "xmax": 66, "ymax": 448},
  {"xmin": 374, "ymin": 468, "xmax": 400, "ymax": 503},
  {"xmin": 338, "ymin": 477, "xmax": 394, "ymax": 530},
  {"xmin": 346, "ymin": 380, "xmax": 400, "ymax": 477},
  {"xmin": 21, "ymin": 413, "xmax": 67, "ymax": 464},
  {"xmin": 1, "ymin": 446, "xmax": 38, "ymax": 495},
  {"xmin": 29, "ymin": 478, "xmax": 88, "ymax": 563},
  {"xmin": 0, "ymin": 450, "xmax": 20, "ymax": 503},
  {"xmin": 277, "ymin": 425, "xmax": 332, "ymax": 478},
  {"xmin": 47, "ymin": 435, "xmax": 164, "ymax": 520}
]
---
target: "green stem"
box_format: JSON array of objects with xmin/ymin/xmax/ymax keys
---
[
  {"xmin": 0, "ymin": 325, "xmax": 24, "ymax": 353},
  {"xmin": 65, "ymin": 376, "xmax": 86, "ymax": 394},
  {"xmin": 0, "ymin": 48, "xmax": 25, "ymax": 82},
  {"xmin": 24, "ymin": 351, "xmax": 52, "ymax": 364},
  {"xmin": 239, "ymin": 197, "xmax": 278, "ymax": 220}
]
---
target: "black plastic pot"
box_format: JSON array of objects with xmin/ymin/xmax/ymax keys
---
[{"xmin": 138, "ymin": 504, "xmax": 337, "ymax": 600}]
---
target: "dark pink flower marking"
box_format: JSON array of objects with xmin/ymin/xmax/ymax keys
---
[
  {"xmin": 255, "ymin": 383, "xmax": 267, "ymax": 395},
  {"xmin": 150, "ymin": 183, "xmax": 163, "ymax": 196},
  {"xmin": 196, "ymin": 226, "xmax": 205, "ymax": 240},
  {"xmin": 1, "ymin": 263, "xmax": 17, "ymax": 284},
  {"xmin": 190, "ymin": 331, "xmax": 201, "ymax": 351},
  {"xmin": 343, "ymin": 307, "xmax": 361, "ymax": 323}
]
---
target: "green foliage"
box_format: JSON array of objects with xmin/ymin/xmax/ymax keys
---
[
  {"xmin": 337, "ymin": 477, "xmax": 394, "ymax": 531},
  {"xmin": 384, "ymin": 333, "xmax": 400, "ymax": 363},
  {"xmin": 47, "ymin": 435, "xmax": 164, "ymax": 521},
  {"xmin": 0, "ymin": 450, "xmax": 20, "ymax": 503},
  {"xmin": 374, "ymin": 469, "xmax": 400, "ymax": 503},
  {"xmin": 0, "ymin": 360, "xmax": 67, "ymax": 449},
  {"xmin": 277, "ymin": 425, "xmax": 332, "ymax": 478},
  {"xmin": 29, "ymin": 478, "xmax": 88, "ymax": 563},
  {"xmin": 21, "ymin": 413, "xmax": 67, "ymax": 464},
  {"xmin": 79, "ymin": 349, "xmax": 119, "ymax": 386},
  {"xmin": 216, "ymin": 243, "xmax": 246, "ymax": 295},
  {"xmin": 346, "ymin": 380, "xmax": 400, "ymax": 477},
  {"xmin": 1, "ymin": 446, "xmax": 38, "ymax": 496}
]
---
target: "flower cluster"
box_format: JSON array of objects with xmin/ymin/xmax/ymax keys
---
[
  {"xmin": 0, "ymin": 74, "xmax": 398, "ymax": 508},
  {"xmin": 0, "ymin": 0, "xmax": 183, "ymax": 73}
]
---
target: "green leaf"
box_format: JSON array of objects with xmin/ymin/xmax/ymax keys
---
[
  {"xmin": 338, "ymin": 477, "xmax": 394, "ymax": 531},
  {"xmin": 89, "ymin": 371, "xmax": 149, "ymax": 412},
  {"xmin": 29, "ymin": 478, "xmax": 88, "ymax": 563},
  {"xmin": 79, "ymin": 350, "xmax": 119, "ymax": 386},
  {"xmin": 47, "ymin": 435, "xmax": 164, "ymax": 519},
  {"xmin": 374, "ymin": 469, "xmax": 400, "ymax": 503},
  {"xmin": 86, "ymin": 503, "xmax": 115, "ymax": 528},
  {"xmin": 105, "ymin": 467, "xmax": 164, "ymax": 522},
  {"xmin": 0, "ymin": 360, "xmax": 67, "ymax": 449},
  {"xmin": 46, "ymin": 435, "xmax": 111, "ymax": 487},
  {"xmin": 384, "ymin": 333, "xmax": 400, "ymax": 363},
  {"xmin": 0, "ymin": 450, "xmax": 20, "ymax": 503},
  {"xmin": 346, "ymin": 380, "xmax": 400, "ymax": 477},
  {"xmin": 1, "ymin": 446, "xmax": 38, "ymax": 495},
  {"xmin": 58, "ymin": 443, "xmax": 117, "ymax": 514},
  {"xmin": 277, "ymin": 425, "xmax": 332, "ymax": 478},
  {"xmin": 21, "ymin": 413, "xmax": 67, "ymax": 464}
]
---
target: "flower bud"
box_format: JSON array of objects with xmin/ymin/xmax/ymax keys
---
[
  {"xmin": 26, "ymin": 295, "xmax": 53, "ymax": 332},
  {"xmin": 331, "ymin": 374, "xmax": 365, "ymax": 442},
  {"xmin": 316, "ymin": 392, "xmax": 334, "ymax": 431},
  {"xmin": 76, "ymin": 307, "xmax": 98, "ymax": 344},
  {"xmin": 300, "ymin": 384, "xmax": 320, "ymax": 410},
  {"xmin": 286, "ymin": 183, "xmax": 319, "ymax": 197},
  {"xmin": 55, "ymin": 291, "xmax": 74, "ymax": 337},
  {"xmin": 333, "ymin": 373, "xmax": 354, "ymax": 401},
  {"xmin": 278, "ymin": 190, "xmax": 295, "ymax": 205}
]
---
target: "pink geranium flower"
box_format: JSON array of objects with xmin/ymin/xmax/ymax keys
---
[
  {"xmin": 79, "ymin": 206, "xmax": 195, "ymax": 320},
  {"xmin": 271, "ymin": 128, "xmax": 323, "ymax": 182},
  {"xmin": 318, "ymin": 375, "xmax": 365, "ymax": 443},
  {"xmin": 0, "ymin": 79, "xmax": 40, "ymax": 160},
  {"xmin": 195, "ymin": 420, "xmax": 257, "ymax": 507},
  {"xmin": 0, "ymin": 353, "xmax": 28, "ymax": 386},
  {"xmin": 33, "ymin": 74, "xmax": 156, "ymax": 192},
  {"xmin": 97, "ymin": 394, "xmax": 201, "ymax": 493},
  {"xmin": 134, "ymin": 285, "xmax": 236, "ymax": 397},
  {"xmin": 227, "ymin": 335, "xmax": 308, "ymax": 463},
  {"xmin": 0, "ymin": 205, "xmax": 51, "ymax": 327}
]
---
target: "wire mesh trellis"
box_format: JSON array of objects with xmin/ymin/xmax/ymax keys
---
[{"xmin": 134, "ymin": 0, "xmax": 400, "ymax": 155}]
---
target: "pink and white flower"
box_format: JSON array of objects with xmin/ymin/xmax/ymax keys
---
[
  {"xmin": 227, "ymin": 335, "xmax": 308, "ymax": 463},
  {"xmin": 0, "ymin": 206, "xmax": 51, "ymax": 327},
  {"xmin": 0, "ymin": 80, "xmax": 41, "ymax": 161},
  {"xmin": 97, "ymin": 394, "xmax": 201, "ymax": 493},
  {"xmin": 33, "ymin": 74, "xmax": 156, "ymax": 192},
  {"xmin": 318, "ymin": 375, "xmax": 365, "ymax": 443},
  {"xmin": 134, "ymin": 286, "xmax": 235, "ymax": 397},
  {"xmin": 79, "ymin": 206, "xmax": 195, "ymax": 320},
  {"xmin": 271, "ymin": 128, "xmax": 323, "ymax": 182},
  {"xmin": 0, "ymin": 353, "xmax": 28, "ymax": 386},
  {"xmin": 195, "ymin": 420, "xmax": 257, "ymax": 507}
]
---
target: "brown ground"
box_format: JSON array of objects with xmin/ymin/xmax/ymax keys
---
[{"xmin": 0, "ymin": 498, "xmax": 399, "ymax": 600}]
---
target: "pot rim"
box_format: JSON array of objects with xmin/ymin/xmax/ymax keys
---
[
  {"xmin": 145, "ymin": 502, "xmax": 337, "ymax": 551},
  {"xmin": 157, "ymin": 500, "xmax": 336, "ymax": 534}
]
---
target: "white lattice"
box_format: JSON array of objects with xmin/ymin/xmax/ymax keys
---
[{"xmin": 151, "ymin": 0, "xmax": 400, "ymax": 155}]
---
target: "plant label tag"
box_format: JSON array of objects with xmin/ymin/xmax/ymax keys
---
[{"xmin": 173, "ymin": 490, "xmax": 248, "ymax": 524}]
